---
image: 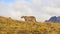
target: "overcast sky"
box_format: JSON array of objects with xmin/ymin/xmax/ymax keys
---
[{"xmin": 0, "ymin": 0, "xmax": 60, "ymax": 21}]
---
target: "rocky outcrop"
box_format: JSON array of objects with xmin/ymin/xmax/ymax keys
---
[{"xmin": 45, "ymin": 16, "xmax": 60, "ymax": 23}]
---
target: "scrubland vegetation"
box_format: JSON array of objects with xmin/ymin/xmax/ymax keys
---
[{"xmin": 0, "ymin": 16, "xmax": 60, "ymax": 34}]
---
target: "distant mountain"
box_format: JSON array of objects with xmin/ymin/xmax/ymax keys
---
[
  {"xmin": 56, "ymin": 16, "xmax": 60, "ymax": 22},
  {"xmin": 45, "ymin": 16, "xmax": 60, "ymax": 23}
]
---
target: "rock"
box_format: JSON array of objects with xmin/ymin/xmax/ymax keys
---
[
  {"xmin": 49, "ymin": 16, "xmax": 57, "ymax": 22},
  {"xmin": 56, "ymin": 16, "xmax": 60, "ymax": 22}
]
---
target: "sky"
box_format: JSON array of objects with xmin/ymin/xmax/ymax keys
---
[{"xmin": 0, "ymin": 0, "xmax": 60, "ymax": 22}]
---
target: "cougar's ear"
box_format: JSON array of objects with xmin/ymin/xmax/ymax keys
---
[
  {"xmin": 21, "ymin": 16, "xmax": 24, "ymax": 18},
  {"xmin": 21, "ymin": 16, "xmax": 27, "ymax": 18}
]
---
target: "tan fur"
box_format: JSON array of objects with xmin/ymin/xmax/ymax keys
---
[{"xmin": 21, "ymin": 16, "xmax": 36, "ymax": 22}]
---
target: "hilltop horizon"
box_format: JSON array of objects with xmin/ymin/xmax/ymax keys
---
[
  {"xmin": 1, "ymin": 15, "xmax": 60, "ymax": 23},
  {"xmin": 0, "ymin": 15, "xmax": 60, "ymax": 34}
]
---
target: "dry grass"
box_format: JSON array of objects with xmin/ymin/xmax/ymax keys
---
[{"xmin": 0, "ymin": 16, "xmax": 60, "ymax": 34}]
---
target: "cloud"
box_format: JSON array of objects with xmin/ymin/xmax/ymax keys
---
[
  {"xmin": 30, "ymin": 0, "xmax": 60, "ymax": 21},
  {"xmin": 13, "ymin": 0, "xmax": 33, "ymax": 15},
  {"xmin": 0, "ymin": 0, "xmax": 60, "ymax": 21},
  {"xmin": 41, "ymin": 7, "xmax": 60, "ymax": 16},
  {"xmin": 0, "ymin": 0, "xmax": 33, "ymax": 20},
  {"xmin": 0, "ymin": 2, "xmax": 22, "ymax": 19}
]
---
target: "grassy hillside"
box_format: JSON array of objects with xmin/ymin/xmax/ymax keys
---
[{"xmin": 0, "ymin": 16, "xmax": 60, "ymax": 34}]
